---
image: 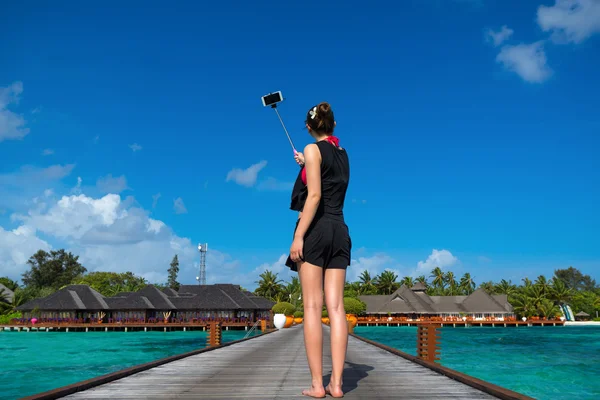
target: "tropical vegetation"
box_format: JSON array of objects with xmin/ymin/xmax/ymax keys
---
[
  {"xmin": 254, "ymin": 266, "xmax": 599, "ymax": 320},
  {"xmin": 1, "ymin": 247, "xmax": 598, "ymax": 322}
]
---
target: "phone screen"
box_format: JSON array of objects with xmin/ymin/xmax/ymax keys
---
[{"xmin": 263, "ymin": 92, "xmax": 282, "ymax": 106}]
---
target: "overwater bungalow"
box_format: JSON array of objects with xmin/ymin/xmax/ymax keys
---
[
  {"xmin": 358, "ymin": 283, "xmax": 516, "ymax": 321},
  {"xmin": 15, "ymin": 283, "xmax": 275, "ymax": 325}
]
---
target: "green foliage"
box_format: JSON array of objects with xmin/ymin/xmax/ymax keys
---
[
  {"xmin": 0, "ymin": 277, "xmax": 19, "ymax": 291},
  {"xmin": 0, "ymin": 288, "xmax": 27, "ymax": 315},
  {"xmin": 554, "ymin": 266, "xmax": 597, "ymax": 292},
  {"xmin": 74, "ymin": 271, "xmax": 147, "ymax": 297},
  {"xmin": 322, "ymin": 309, "xmax": 328, "ymax": 318},
  {"xmin": 22, "ymin": 249, "xmax": 86, "ymax": 290},
  {"xmin": 570, "ymin": 291, "xmax": 600, "ymax": 317},
  {"xmin": 344, "ymin": 297, "xmax": 366, "ymax": 315},
  {"xmin": 255, "ymin": 271, "xmax": 284, "ymax": 301},
  {"xmin": 293, "ymin": 310, "xmax": 304, "ymax": 318},
  {"xmin": 279, "ymin": 277, "xmax": 302, "ymax": 307},
  {"xmin": 0, "ymin": 312, "xmax": 21, "ymax": 324},
  {"xmin": 375, "ymin": 270, "xmax": 400, "ymax": 295},
  {"xmin": 168, "ymin": 255, "xmax": 180, "ymax": 291},
  {"xmin": 272, "ymin": 301, "xmax": 296, "ymax": 315}
]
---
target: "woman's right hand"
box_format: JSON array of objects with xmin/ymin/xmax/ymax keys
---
[{"xmin": 294, "ymin": 151, "xmax": 305, "ymax": 166}]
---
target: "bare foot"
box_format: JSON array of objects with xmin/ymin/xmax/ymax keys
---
[
  {"xmin": 302, "ymin": 385, "xmax": 326, "ymax": 398},
  {"xmin": 325, "ymin": 383, "xmax": 344, "ymax": 398}
]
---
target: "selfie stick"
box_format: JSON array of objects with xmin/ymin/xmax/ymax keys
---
[{"xmin": 271, "ymin": 103, "xmax": 297, "ymax": 154}]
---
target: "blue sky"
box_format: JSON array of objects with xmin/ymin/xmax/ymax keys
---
[{"xmin": 1, "ymin": 0, "xmax": 598, "ymax": 290}]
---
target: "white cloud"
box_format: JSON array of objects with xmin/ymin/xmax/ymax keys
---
[
  {"xmin": 129, "ymin": 143, "xmax": 142, "ymax": 152},
  {"xmin": 486, "ymin": 25, "xmax": 514, "ymax": 46},
  {"xmin": 96, "ymin": 174, "xmax": 129, "ymax": 194},
  {"xmin": 223, "ymin": 254, "xmax": 295, "ymax": 290},
  {"xmin": 537, "ymin": 0, "xmax": 600, "ymax": 44},
  {"xmin": 72, "ymin": 177, "xmax": 83, "ymax": 195},
  {"xmin": 415, "ymin": 249, "xmax": 458, "ymax": 276},
  {"xmin": 0, "ymin": 226, "xmax": 51, "ymax": 278},
  {"xmin": 152, "ymin": 193, "xmax": 161, "ymax": 208},
  {"xmin": 226, "ymin": 161, "xmax": 267, "ymax": 187},
  {"xmin": 256, "ymin": 177, "xmax": 293, "ymax": 191},
  {"xmin": 173, "ymin": 197, "xmax": 187, "ymax": 214},
  {"xmin": 0, "ymin": 81, "xmax": 30, "ymax": 142},
  {"xmin": 0, "ymin": 191, "xmax": 245, "ymax": 285},
  {"xmin": 13, "ymin": 194, "xmax": 124, "ymax": 240},
  {"xmin": 349, "ymin": 254, "xmax": 402, "ymax": 282},
  {"xmin": 496, "ymin": 41, "xmax": 552, "ymax": 83},
  {"xmin": 42, "ymin": 149, "xmax": 54, "ymax": 156}
]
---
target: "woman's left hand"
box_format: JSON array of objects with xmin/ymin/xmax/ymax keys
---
[{"xmin": 290, "ymin": 237, "xmax": 304, "ymax": 263}]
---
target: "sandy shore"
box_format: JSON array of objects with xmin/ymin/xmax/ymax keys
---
[{"xmin": 564, "ymin": 321, "xmax": 600, "ymax": 326}]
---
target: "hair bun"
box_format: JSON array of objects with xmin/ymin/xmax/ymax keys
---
[
  {"xmin": 317, "ymin": 102, "xmax": 331, "ymax": 115},
  {"xmin": 306, "ymin": 102, "xmax": 335, "ymax": 134}
]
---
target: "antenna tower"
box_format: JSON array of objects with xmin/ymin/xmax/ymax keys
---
[{"xmin": 197, "ymin": 243, "xmax": 208, "ymax": 285}]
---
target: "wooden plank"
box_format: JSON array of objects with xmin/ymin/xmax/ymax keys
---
[{"xmin": 64, "ymin": 325, "xmax": 501, "ymax": 399}]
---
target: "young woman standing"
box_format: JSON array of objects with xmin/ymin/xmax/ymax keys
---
[{"xmin": 286, "ymin": 102, "xmax": 351, "ymax": 398}]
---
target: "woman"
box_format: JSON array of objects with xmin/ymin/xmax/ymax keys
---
[{"xmin": 286, "ymin": 102, "xmax": 351, "ymax": 398}]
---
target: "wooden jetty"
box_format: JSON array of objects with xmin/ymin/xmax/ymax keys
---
[
  {"xmin": 23, "ymin": 325, "xmax": 532, "ymax": 400},
  {"xmin": 356, "ymin": 320, "xmax": 564, "ymax": 328},
  {"xmin": 1, "ymin": 321, "xmax": 255, "ymax": 332}
]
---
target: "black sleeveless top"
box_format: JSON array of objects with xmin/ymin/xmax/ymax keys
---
[{"xmin": 290, "ymin": 140, "xmax": 350, "ymax": 220}]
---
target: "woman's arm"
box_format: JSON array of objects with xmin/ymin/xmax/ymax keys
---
[{"xmin": 294, "ymin": 144, "xmax": 321, "ymax": 240}]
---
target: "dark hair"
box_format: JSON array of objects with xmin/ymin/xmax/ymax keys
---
[{"xmin": 306, "ymin": 102, "xmax": 335, "ymax": 134}]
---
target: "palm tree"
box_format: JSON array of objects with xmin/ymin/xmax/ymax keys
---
[
  {"xmin": 535, "ymin": 275, "xmax": 551, "ymax": 296},
  {"xmin": 549, "ymin": 279, "xmax": 573, "ymax": 305},
  {"xmin": 512, "ymin": 293, "xmax": 537, "ymax": 318},
  {"xmin": 375, "ymin": 270, "xmax": 399, "ymax": 295},
  {"xmin": 401, "ymin": 276, "xmax": 414, "ymax": 288},
  {"xmin": 358, "ymin": 270, "xmax": 377, "ymax": 295},
  {"xmin": 537, "ymin": 298, "xmax": 560, "ymax": 319},
  {"xmin": 430, "ymin": 267, "xmax": 445, "ymax": 290},
  {"xmin": 281, "ymin": 277, "xmax": 302, "ymax": 307},
  {"xmin": 445, "ymin": 271, "xmax": 457, "ymax": 295},
  {"xmin": 525, "ymin": 284, "xmax": 545, "ymax": 309},
  {"xmin": 0, "ymin": 289, "xmax": 26, "ymax": 315},
  {"xmin": 521, "ymin": 277, "xmax": 533, "ymax": 288},
  {"xmin": 416, "ymin": 275, "xmax": 428, "ymax": 285},
  {"xmin": 459, "ymin": 273, "xmax": 476, "ymax": 295},
  {"xmin": 0, "ymin": 288, "xmax": 8, "ymax": 303},
  {"xmin": 495, "ymin": 279, "xmax": 517, "ymax": 296},
  {"xmin": 479, "ymin": 281, "xmax": 495, "ymax": 294},
  {"xmin": 255, "ymin": 270, "xmax": 283, "ymax": 300}
]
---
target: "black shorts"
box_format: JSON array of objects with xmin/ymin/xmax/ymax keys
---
[{"xmin": 285, "ymin": 216, "xmax": 352, "ymax": 272}]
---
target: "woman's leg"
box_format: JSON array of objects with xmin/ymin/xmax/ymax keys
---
[
  {"xmin": 298, "ymin": 261, "xmax": 326, "ymax": 398},
  {"xmin": 324, "ymin": 268, "xmax": 347, "ymax": 398}
]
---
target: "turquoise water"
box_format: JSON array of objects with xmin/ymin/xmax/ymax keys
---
[
  {"xmin": 354, "ymin": 326, "xmax": 600, "ymax": 400},
  {"xmin": 0, "ymin": 329, "xmax": 259, "ymax": 399}
]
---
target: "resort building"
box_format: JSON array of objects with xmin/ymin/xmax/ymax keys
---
[
  {"xmin": 16, "ymin": 283, "xmax": 275, "ymax": 323},
  {"xmin": 359, "ymin": 283, "xmax": 515, "ymax": 320}
]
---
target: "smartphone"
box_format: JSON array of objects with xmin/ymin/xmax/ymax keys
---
[{"xmin": 261, "ymin": 91, "xmax": 284, "ymax": 107}]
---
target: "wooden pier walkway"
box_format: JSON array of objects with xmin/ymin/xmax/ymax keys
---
[{"xmin": 45, "ymin": 325, "xmax": 528, "ymax": 400}]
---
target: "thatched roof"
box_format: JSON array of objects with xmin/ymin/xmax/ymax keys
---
[
  {"xmin": 575, "ymin": 311, "xmax": 590, "ymax": 317},
  {"xmin": 359, "ymin": 285, "xmax": 514, "ymax": 315},
  {"xmin": 17, "ymin": 285, "xmax": 109, "ymax": 311},
  {"xmin": 17, "ymin": 283, "xmax": 274, "ymax": 312}
]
